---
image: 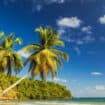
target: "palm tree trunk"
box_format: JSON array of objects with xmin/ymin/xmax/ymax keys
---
[
  {"xmin": 40, "ymin": 71, "xmax": 46, "ymax": 81},
  {"xmin": 7, "ymin": 57, "xmax": 12, "ymax": 77},
  {"xmin": 0, "ymin": 71, "xmax": 30, "ymax": 96}
]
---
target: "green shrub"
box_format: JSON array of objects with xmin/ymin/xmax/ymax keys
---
[{"xmin": 0, "ymin": 74, "xmax": 72, "ymax": 100}]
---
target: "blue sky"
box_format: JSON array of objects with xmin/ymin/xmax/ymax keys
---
[{"xmin": 0, "ymin": 0, "xmax": 105, "ymax": 97}]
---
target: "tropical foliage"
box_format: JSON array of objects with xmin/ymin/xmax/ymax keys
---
[
  {"xmin": 0, "ymin": 32, "xmax": 23, "ymax": 76},
  {"xmin": 0, "ymin": 27, "xmax": 71, "ymax": 100},
  {"xmin": 23, "ymin": 27, "xmax": 69, "ymax": 80},
  {"xmin": 0, "ymin": 73, "xmax": 72, "ymax": 100}
]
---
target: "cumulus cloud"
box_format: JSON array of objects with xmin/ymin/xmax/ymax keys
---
[
  {"xmin": 56, "ymin": 17, "xmax": 95, "ymax": 46},
  {"xmin": 81, "ymin": 26, "xmax": 92, "ymax": 34},
  {"xmin": 57, "ymin": 25, "xmax": 95, "ymax": 56},
  {"xmin": 57, "ymin": 17, "xmax": 82, "ymax": 28},
  {"xmin": 99, "ymin": 15, "xmax": 105, "ymax": 24},
  {"xmin": 95, "ymin": 85, "xmax": 105, "ymax": 91},
  {"xmin": 17, "ymin": 50, "xmax": 30, "ymax": 58},
  {"xmin": 91, "ymin": 72, "xmax": 104, "ymax": 76}
]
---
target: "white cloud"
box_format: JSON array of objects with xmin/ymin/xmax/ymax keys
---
[
  {"xmin": 57, "ymin": 0, "xmax": 65, "ymax": 4},
  {"xmin": 79, "ymin": 85, "xmax": 105, "ymax": 97},
  {"xmin": 2, "ymin": 0, "xmax": 67, "ymax": 12},
  {"xmin": 31, "ymin": 0, "xmax": 66, "ymax": 12},
  {"xmin": 46, "ymin": 0, "xmax": 65, "ymax": 4},
  {"xmin": 76, "ymin": 40, "xmax": 84, "ymax": 45},
  {"xmin": 99, "ymin": 15, "xmax": 105, "ymax": 24},
  {"xmin": 61, "ymin": 37, "xmax": 75, "ymax": 43},
  {"xmin": 57, "ymin": 28, "xmax": 66, "ymax": 35},
  {"xmin": 67, "ymin": 38, "xmax": 75, "ymax": 43},
  {"xmin": 91, "ymin": 72, "xmax": 103, "ymax": 76},
  {"xmin": 77, "ymin": 85, "xmax": 105, "ymax": 97},
  {"xmin": 31, "ymin": 1, "xmax": 43, "ymax": 12},
  {"xmin": 57, "ymin": 27, "xmax": 95, "ymax": 56},
  {"xmin": 61, "ymin": 37, "xmax": 84, "ymax": 45},
  {"xmin": 57, "ymin": 17, "xmax": 82, "ymax": 28},
  {"xmin": 83, "ymin": 35, "xmax": 95, "ymax": 43},
  {"xmin": 95, "ymin": 85, "xmax": 105, "ymax": 91},
  {"xmin": 36, "ymin": 4, "xmax": 42, "ymax": 11},
  {"xmin": 74, "ymin": 47, "xmax": 81, "ymax": 55},
  {"xmin": 17, "ymin": 50, "xmax": 30, "ymax": 58},
  {"xmin": 53, "ymin": 77, "xmax": 68, "ymax": 83},
  {"xmin": 81, "ymin": 26, "xmax": 92, "ymax": 34}
]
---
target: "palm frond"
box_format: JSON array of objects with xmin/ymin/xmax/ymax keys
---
[
  {"xmin": 52, "ymin": 49, "xmax": 69, "ymax": 61},
  {"xmin": 0, "ymin": 32, "xmax": 5, "ymax": 38},
  {"xmin": 15, "ymin": 38, "xmax": 22, "ymax": 45},
  {"xmin": 24, "ymin": 27, "xmax": 69, "ymax": 80},
  {"xmin": 8, "ymin": 33, "xmax": 14, "ymax": 39},
  {"xmin": 1, "ymin": 57, "xmax": 8, "ymax": 69},
  {"xmin": 32, "ymin": 64, "xmax": 40, "ymax": 76},
  {"xmin": 53, "ymin": 40, "xmax": 64, "ymax": 46},
  {"xmin": 12, "ymin": 53, "xmax": 23, "ymax": 72},
  {"xmin": 35, "ymin": 27, "xmax": 45, "ymax": 39},
  {"xmin": 23, "ymin": 44, "xmax": 41, "ymax": 53},
  {"xmin": 53, "ymin": 56, "xmax": 63, "ymax": 67}
]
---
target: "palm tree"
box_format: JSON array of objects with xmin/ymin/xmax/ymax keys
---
[
  {"xmin": 0, "ymin": 32, "xmax": 23, "ymax": 76},
  {"xmin": 0, "ymin": 27, "xmax": 69, "ymax": 96},
  {"xmin": 23, "ymin": 27, "xmax": 69, "ymax": 80}
]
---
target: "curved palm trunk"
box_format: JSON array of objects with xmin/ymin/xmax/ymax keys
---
[{"xmin": 0, "ymin": 71, "xmax": 30, "ymax": 96}]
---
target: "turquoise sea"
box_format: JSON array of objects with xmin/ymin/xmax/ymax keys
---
[{"xmin": 0, "ymin": 98, "xmax": 105, "ymax": 105}]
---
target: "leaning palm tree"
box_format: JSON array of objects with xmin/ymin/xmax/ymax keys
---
[
  {"xmin": 23, "ymin": 27, "xmax": 69, "ymax": 80},
  {"xmin": 0, "ymin": 32, "xmax": 23, "ymax": 76}
]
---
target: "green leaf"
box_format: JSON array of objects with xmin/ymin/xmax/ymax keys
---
[
  {"xmin": 0, "ymin": 32, "xmax": 5, "ymax": 37},
  {"xmin": 15, "ymin": 38, "xmax": 22, "ymax": 45}
]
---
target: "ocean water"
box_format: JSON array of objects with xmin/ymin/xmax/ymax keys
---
[{"xmin": 0, "ymin": 98, "xmax": 105, "ymax": 105}]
